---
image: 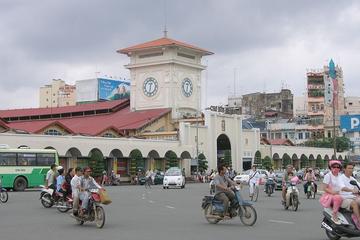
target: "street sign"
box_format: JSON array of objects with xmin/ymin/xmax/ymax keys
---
[{"xmin": 340, "ymin": 115, "xmax": 360, "ymax": 133}]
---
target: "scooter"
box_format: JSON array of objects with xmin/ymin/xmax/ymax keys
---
[
  {"xmin": 306, "ymin": 181, "xmax": 316, "ymax": 199},
  {"xmin": 321, "ymin": 180, "xmax": 360, "ymax": 240},
  {"xmin": 70, "ymin": 189, "xmax": 106, "ymax": 228},
  {"xmin": 265, "ymin": 178, "xmax": 275, "ymax": 197},
  {"xmin": 39, "ymin": 185, "xmax": 73, "ymax": 212},
  {"xmin": 202, "ymin": 186, "xmax": 257, "ymax": 226},
  {"xmin": 283, "ymin": 180, "xmax": 300, "ymax": 211}
]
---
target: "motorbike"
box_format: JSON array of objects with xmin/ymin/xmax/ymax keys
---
[
  {"xmin": 209, "ymin": 180, "xmax": 215, "ymax": 195},
  {"xmin": 70, "ymin": 189, "xmax": 106, "ymax": 228},
  {"xmin": 321, "ymin": 180, "xmax": 360, "ymax": 240},
  {"xmin": 306, "ymin": 181, "xmax": 316, "ymax": 199},
  {"xmin": 265, "ymin": 178, "xmax": 275, "ymax": 197},
  {"xmin": 39, "ymin": 185, "xmax": 73, "ymax": 212},
  {"xmin": 0, "ymin": 177, "xmax": 9, "ymax": 203},
  {"xmin": 201, "ymin": 186, "xmax": 257, "ymax": 226},
  {"xmin": 283, "ymin": 181, "xmax": 299, "ymax": 211}
]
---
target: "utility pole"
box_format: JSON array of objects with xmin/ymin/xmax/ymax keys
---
[{"xmin": 332, "ymin": 94, "xmax": 337, "ymax": 159}]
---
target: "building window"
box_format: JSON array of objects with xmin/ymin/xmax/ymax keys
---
[
  {"xmin": 102, "ymin": 132, "xmax": 116, "ymax": 138},
  {"xmin": 44, "ymin": 129, "xmax": 63, "ymax": 136},
  {"xmin": 298, "ymin": 132, "xmax": 303, "ymax": 139},
  {"xmin": 305, "ymin": 132, "xmax": 310, "ymax": 139},
  {"xmin": 328, "ymin": 131, "xmax": 331, "ymax": 138}
]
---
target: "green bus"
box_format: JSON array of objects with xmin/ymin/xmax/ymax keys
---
[{"xmin": 0, "ymin": 148, "xmax": 59, "ymax": 191}]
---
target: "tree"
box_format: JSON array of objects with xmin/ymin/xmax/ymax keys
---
[
  {"xmin": 315, "ymin": 155, "xmax": 324, "ymax": 169},
  {"xmin": 262, "ymin": 156, "xmax": 272, "ymax": 170},
  {"xmin": 129, "ymin": 149, "xmax": 143, "ymax": 175},
  {"xmin": 254, "ymin": 151, "xmax": 262, "ymax": 166},
  {"xmin": 343, "ymin": 156, "xmax": 350, "ymax": 166},
  {"xmin": 88, "ymin": 150, "xmax": 104, "ymax": 178},
  {"xmin": 282, "ymin": 153, "xmax": 291, "ymax": 169},
  {"xmin": 300, "ymin": 155, "xmax": 309, "ymax": 169},
  {"xmin": 304, "ymin": 136, "xmax": 350, "ymax": 152},
  {"xmin": 198, "ymin": 154, "xmax": 208, "ymax": 173},
  {"xmin": 165, "ymin": 151, "xmax": 178, "ymax": 169}
]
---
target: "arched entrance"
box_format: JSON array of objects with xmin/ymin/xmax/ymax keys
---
[
  {"xmin": 217, "ymin": 134, "xmax": 232, "ymax": 169},
  {"xmin": 65, "ymin": 147, "xmax": 83, "ymax": 169},
  {"xmin": 88, "ymin": 148, "xmax": 105, "ymax": 177},
  {"xmin": 309, "ymin": 154, "xmax": 315, "ymax": 168},
  {"xmin": 292, "ymin": 154, "xmax": 299, "ymax": 170},
  {"xmin": 148, "ymin": 150, "xmax": 161, "ymax": 171},
  {"xmin": 109, "ymin": 149, "xmax": 123, "ymax": 175},
  {"xmin": 273, "ymin": 153, "xmax": 281, "ymax": 170},
  {"xmin": 165, "ymin": 150, "xmax": 178, "ymax": 170}
]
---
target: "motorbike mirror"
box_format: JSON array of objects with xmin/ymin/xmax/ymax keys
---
[{"xmin": 350, "ymin": 180, "xmax": 358, "ymax": 186}]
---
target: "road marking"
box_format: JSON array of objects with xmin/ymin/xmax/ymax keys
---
[
  {"xmin": 165, "ymin": 205, "xmax": 175, "ymax": 209},
  {"xmin": 268, "ymin": 219, "xmax": 295, "ymax": 224},
  {"xmin": 148, "ymin": 200, "xmax": 154, "ymax": 203}
]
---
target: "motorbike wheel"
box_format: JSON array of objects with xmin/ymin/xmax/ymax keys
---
[
  {"xmin": 325, "ymin": 229, "xmax": 341, "ymax": 240},
  {"xmin": 204, "ymin": 204, "xmax": 220, "ymax": 224},
  {"xmin": 57, "ymin": 198, "xmax": 71, "ymax": 213},
  {"xmin": 291, "ymin": 195, "xmax": 298, "ymax": 211},
  {"xmin": 76, "ymin": 219, "xmax": 84, "ymax": 225},
  {"xmin": 307, "ymin": 190, "xmax": 311, "ymax": 199},
  {"xmin": 239, "ymin": 205, "xmax": 257, "ymax": 226},
  {"xmin": 41, "ymin": 193, "xmax": 53, "ymax": 208},
  {"xmin": 0, "ymin": 190, "xmax": 8, "ymax": 203},
  {"xmin": 95, "ymin": 206, "xmax": 106, "ymax": 228}
]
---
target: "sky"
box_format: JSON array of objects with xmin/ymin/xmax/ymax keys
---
[{"xmin": 1, "ymin": 0, "xmax": 360, "ymax": 110}]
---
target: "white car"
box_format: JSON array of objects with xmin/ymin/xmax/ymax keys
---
[
  {"xmin": 163, "ymin": 167, "xmax": 185, "ymax": 189},
  {"xmin": 233, "ymin": 169, "xmax": 268, "ymax": 185}
]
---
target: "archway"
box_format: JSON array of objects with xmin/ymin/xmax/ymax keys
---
[
  {"xmin": 147, "ymin": 150, "xmax": 161, "ymax": 171},
  {"xmin": 338, "ymin": 155, "xmax": 343, "ymax": 161},
  {"xmin": 292, "ymin": 154, "xmax": 299, "ymax": 170},
  {"xmin": 109, "ymin": 149, "xmax": 123, "ymax": 175},
  {"xmin": 254, "ymin": 151, "xmax": 262, "ymax": 166},
  {"xmin": 282, "ymin": 153, "xmax": 292, "ymax": 169},
  {"xmin": 88, "ymin": 148, "xmax": 105, "ymax": 177},
  {"xmin": 129, "ymin": 149, "xmax": 144, "ymax": 176},
  {"xmin": 316, "ymin": 154, "xmax": 324, "ymax": 169},
  {"xmin": 217, "ymin": 134, "xmax": 232, "ymax": 169},
  {"xmin": 309, "ymin": 154, "xmax": 315, "ymax": 168},
  {"xmin": 165, "ymin": 150, "xmax": 178, "ymax": 170},
  {"xmin": 272, "ymin": 153, "xmax": 280, "ymax": 170},
  {"xmin": 65, "ymin": 147, "xmax": 83, "ymax": 169},
  {"xmin": 300, "ymin": 154, "xmax": 309, "ymax": 169}
]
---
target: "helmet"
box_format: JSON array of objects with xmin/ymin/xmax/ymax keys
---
[{"xmin": 328, "ymin": 160, "xmax": 342, "ymax": 169}]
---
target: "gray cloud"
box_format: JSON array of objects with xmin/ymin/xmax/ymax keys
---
[{"xmin": 1, "ymin": 0, "xmax": 360, "ymax": 109}]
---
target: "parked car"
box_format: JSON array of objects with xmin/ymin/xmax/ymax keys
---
[
  {"xmin": 233, "ymin": 169, "xmax": 267, "ymax": 185},
  {"xmin": 163, "ymin": 167, "xmax": 185, "ymax": 189},
  {"xmin": 154, "ymin": 171, "xmax": 164, "ymax": 185},
  {"xmin": 274, "ymin": 172, "xmax": 284, "ymax": 190}
]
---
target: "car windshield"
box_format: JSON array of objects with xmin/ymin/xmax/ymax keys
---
[{"xmin": 165, "ymin": 170, "xmax": 181, "ymax": 176}]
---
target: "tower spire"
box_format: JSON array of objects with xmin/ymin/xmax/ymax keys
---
[{"xmin": 163, "ymin": 0, "xmax": 168, "ymax": 38}]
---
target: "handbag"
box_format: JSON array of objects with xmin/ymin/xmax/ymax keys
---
[{"xmin": 99, "ymin": 189, "xmax": 112, "ymax": 205}]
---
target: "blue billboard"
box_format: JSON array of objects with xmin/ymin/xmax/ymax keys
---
[
  {"xmin": 98, "ymin": 78, "xmax": 130, "ymax": 101},
  {"xmin": 340, "ymin": 114, "xmax": 360, "ymax": 133}
]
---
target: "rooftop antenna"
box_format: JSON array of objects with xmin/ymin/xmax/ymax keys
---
[{"xmin": 163, "ymin": 0, "xmax": 168, "ymax": 37}]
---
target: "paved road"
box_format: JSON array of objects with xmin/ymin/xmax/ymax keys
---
[{"xmin": 0, "ymin": 183, "xmax": 327, "ymax": 240}]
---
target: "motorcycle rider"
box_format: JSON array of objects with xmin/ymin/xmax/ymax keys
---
[
  {"xmin": 70, "ymin": 167, "xmax": 83, "ymax": 216},
  {"xmin": 303, "ymin": 168, "xmax": 317, "ymax": 195},
  {"xmin": 265, "ymin": 168, "xmax": 276, "ymax": 193},
  {"xmin": 45, "ymin": 163, "xmax": 57, "ymax": 190},
  {"xmin": 248, "ymin": 165, "xmax": 260, "ymax": 198},
  {"xmin": 339, "ymin": 162, "xmax": 360, "ymax": 229},
  {"xmin": 79, "ymin": 167, "xmax": 103, "ymax": 215},
  {"xmin": 56, "ymin": 168, "xmax": 65, "ymax": 193},
  {"xmin": 282, "ymin": 165, "xmax": 294, "ymax": 205},
  {"xmin": 213, "ymin": 165, "xmax": 237, "ymax": 219}
]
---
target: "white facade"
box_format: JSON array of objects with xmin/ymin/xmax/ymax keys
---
[
  {"xmin": 75, "ymin": 78, "xmax": 98, "ymax": 103},
  {"xmin": 293, "ymin": 96, "xmax": 307, "ymax": 117}
]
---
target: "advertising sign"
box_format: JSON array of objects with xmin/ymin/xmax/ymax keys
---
[
  {"xmin": 98, "ymin": 78, "xmax": 130, "ymax": 101},
  {"xmin": 340, "ymin": 115, "xmax": 360, "ymax": 133}
]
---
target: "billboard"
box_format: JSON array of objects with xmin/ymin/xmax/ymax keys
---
[
  {"xmin": 98, "ymin": 78, "xmax": 130, "ymax": 101},
  {"xmin": 76, "ymin": 79, "xmax": 98, "ymax": 103},
  {"xmin": 340, "ymin": 114, "xmax": 360, "ymax": 133}
]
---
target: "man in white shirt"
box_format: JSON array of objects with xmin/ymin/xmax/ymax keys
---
[
  {"xmin": 70, "ymin": 167, "xmax": 83, "ymax": 216},
  {"xmin": 248, "ymin": 165, "xmax": 260, "ymax": 198},
  {"xmin": 339, "ymin": 162, "xmax": 360, "ymax": 229},
  {"xmin": 45, "ymin": 164, "xmax": 57, "ymax": 190}
]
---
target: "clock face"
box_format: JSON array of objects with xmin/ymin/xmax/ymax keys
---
[
  {"xmin": 182, "ymin": 78, "xmax": 193, "ymax": 97},
  {"xmin": 143, "ymin": 77, "xmax": 158, "ymax": 97}
]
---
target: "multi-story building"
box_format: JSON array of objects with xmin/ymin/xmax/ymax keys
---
[
  {"xmin": 306, "ymin": 60, "xmax": 345, "ymax": 139},
  {"xmin": 241, "ymin": 89, "xmax": 293, "ymax": 119},
  {"xmin": 344, "ymin": 97, "xmax": 360, "ymax": 115},
  {"xmin": 39, "ymin": 79, "xmax": 76, "ymax": 108},
  {"xmin": 293, "ymin": 96, "xmax": 307, "ymax": 118}
]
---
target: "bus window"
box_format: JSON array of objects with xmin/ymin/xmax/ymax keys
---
[
  {"xmin": 18, "ymin": 153, "xmax": 37, "ymax": 166},
  {"xmin": 37, "ymin": 153, "xmax": 55, "ymax": 166},
  {"xmin": 0, "ymin": 152, "xmax": 17, "ymax": 165}
]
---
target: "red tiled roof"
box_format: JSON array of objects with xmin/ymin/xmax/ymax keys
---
[
  {"xmin": 6, "ymin": 105, "xmax": 171, "ymax": 136},
  {"xmin": 0, "ymin": 118, "xmax": 9, "ymax": 129},
  {"xmin": 118, "ymin": 37, "xmax": 213, "ymax": 55},
  {"xmin": 269, "ymin": 139, "xmax": 295, "ymax": 146},
  {"xmin": 0, "ymin": 100, "xmax": 128, "ymax": 119}
]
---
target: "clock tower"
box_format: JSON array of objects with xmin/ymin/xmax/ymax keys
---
[{"xmin": 117, "ymin": 36, "xmax": 213, "ymax": 119}]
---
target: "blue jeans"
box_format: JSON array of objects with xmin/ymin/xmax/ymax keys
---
[{"xmin": 79, "ymin": 191, "xmax": 90, "ymax": 210}]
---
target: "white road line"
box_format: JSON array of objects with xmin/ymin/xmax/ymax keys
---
[
  {"xmin": 268, "ymin": 219, "xmax": 295, "ymax": 224},
  {"xmin": 165, "ymin": 205, "xmax": 175, "ymax": 209},
  {"xmin": 148, "ymin": 200, "xmax": 154, "ymax": 203}
]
